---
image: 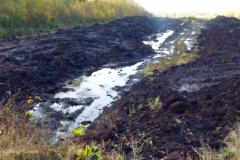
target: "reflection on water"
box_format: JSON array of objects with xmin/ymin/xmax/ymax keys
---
[
  {"xmin": 56, "ymin": 62, "xmax": 143, "ymax": 131},
  {"xmin": 143, "ymin": 30, "xmax": 174, "ymax": 53}
]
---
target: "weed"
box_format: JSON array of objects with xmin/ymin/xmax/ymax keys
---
[
  {"xmin": 77, "ymin": 142, "xmax": 103, "ymax": 160},
  {"xmin": 25, "ymin": 111, "xmax": 33, "ymax": 117},
  {"xmin": 71, "ymin": 124, "xmax": 89, "ymax": 136},
  {"xmin": 148, "ymin": 96, "xmax": 162, "ymax": 111}
]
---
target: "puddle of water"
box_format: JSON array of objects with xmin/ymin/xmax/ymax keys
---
[
  {"xmin": 179, "ymin": 83, "xmax": 201, "ymax": 93},
  {"xmin": 185, "ymin": 38, "xmax": 194, "ymax": 51},
  {"xmin": 31, "ymin": 30, "xmax": 175, "ymax": 140},
  {"xmin": 58, "ymin": 62, "xmax": 143, "ymax": 129},
  {"xmin": 184, "ymin": 28, "xmax": 199, "ymax": 51},
  {"xmin": 143, "ymin": 30, "xmax": 174, "ymax": 53}
]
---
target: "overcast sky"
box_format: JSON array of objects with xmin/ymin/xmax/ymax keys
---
[{"xmin": 134, "ymin": 0, "xmax": 240, "ymax": 16}]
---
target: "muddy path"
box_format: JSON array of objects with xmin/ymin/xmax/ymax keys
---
[
  {"xmin": 28, "ymin": 19, "xmax": 200, "ymax": 141},
  {"xmin": 0, "ymin": 16, "xmax": 194, "ymax": 140},
  {"xmin": 2, "ymin": 15, "xmax": 238, "ymax": 160},
  {"xmin": 82, "ymin": 16, "xmax": 240, "ymax": 159},
  {"xmin": 0, "ymin": 16, "xmax": 182, "ymax": 106}
]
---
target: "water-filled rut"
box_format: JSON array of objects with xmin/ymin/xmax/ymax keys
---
[{"xmin": 29, "ymin": 19, "xmax": 199, "ymax": 141}]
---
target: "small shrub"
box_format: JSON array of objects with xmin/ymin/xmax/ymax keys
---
[
  {"xmin": 26, "ymin": 96, "xmax": 41, "ymax": 105},
  {"xmin": 77, "ymin": 142, "xmax": 103, "ymax": 160},
  {"xmin": 25, "ymin": 111, "xmax": 33, "ymax": 117},
  {"xmin": 27, "ymin": 97, "xmax": 34, "ymax": 105},
  {"xmin": 34, "ymin": 96, "xmax": 42, "ymax": 103},
  {"xmin": 148, "ymin": 96, "xmax": 162, "ymax": 111},
  {"xmin": 71, "ymin": 124, "xmax": 89, "ymax": 136}
]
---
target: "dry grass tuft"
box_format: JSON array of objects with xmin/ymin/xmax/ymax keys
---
[
  {"xmin": 0, "ymin": 99, "xmax": 79, "ymax": 160},
  {"xmin": 189, "ymin": 125, "xmax": 240, "ymax": 160},
  {"xmin": 0, "ymin": 98, "xmax": 128, "ymax": 160}
]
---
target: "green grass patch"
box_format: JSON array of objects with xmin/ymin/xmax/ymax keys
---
[{"xmin": 142, "ymin": 53, "xmax": 199, "ymax": 76}]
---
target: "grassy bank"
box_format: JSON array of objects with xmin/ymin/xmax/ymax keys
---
[
  {"xmin": 0, "ymin": 98, "xmax": 126, "ymax": 160},
  {"xmin": 2, "ymin": 99, "xmax": 240, "ymax": 160},
  {"xmin": 0, "ymin": 101, "xmax": 73, "ymax": 160},
  {"xmin": 188, "ymin": 126, "xmax": 240, "ymax": 160},
  {"xmin": 0, "ymin": 0, "xmax": 146, "ymax": 37}
]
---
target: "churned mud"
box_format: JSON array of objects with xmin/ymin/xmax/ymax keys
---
[
  {"xmin": 2, "ymin": 15, "xmax": 240, "ymax": 160},
  {"xmin": 30, "ymin": 25, "xmax": 192, "ymax": 140},
  {"xmin": 0, "ymin": 17, "xmax": 181, "ymax": 104},
  {"xmin": 83, "ymin": 16, "xmax": 240, "ymax": 159}
]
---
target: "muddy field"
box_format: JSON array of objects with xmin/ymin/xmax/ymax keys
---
[
  {"xmin": 0, "ymin": 16, "xmax": 182, "ymax": 108},
  {"xmin": 28, "ymin": 19, "xmax": 196, "ymax": 140},
  {"xmin": 83, "ymin": 16, "xmax": 240, "ymax": 159},
  {"xmin": 1, "ymin": 15, "xmax": 240, "ymax": 160}
]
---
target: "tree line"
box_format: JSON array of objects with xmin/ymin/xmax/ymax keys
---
[{"xmin": 0, "ymin": 0, "xmax": 146, "ymax": 36}]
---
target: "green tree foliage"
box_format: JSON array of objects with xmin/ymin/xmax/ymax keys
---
[{"xmin": 0, "ymin": 0, "xmax": 145, "ymax": 36}]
